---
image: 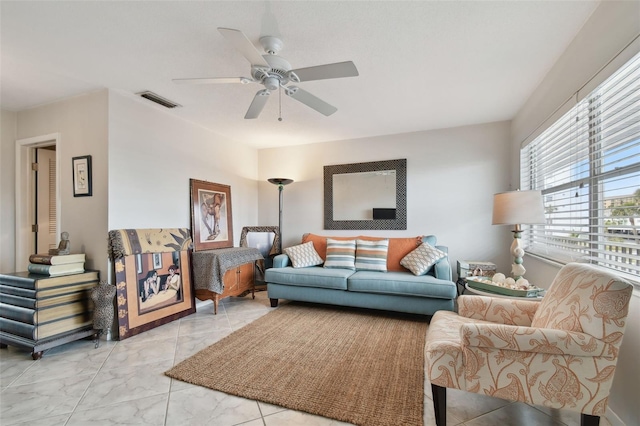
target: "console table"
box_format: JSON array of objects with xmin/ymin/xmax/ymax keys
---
[{"xmin": 191, "ymin": 247, "xmax": 264, "ymax": 314}]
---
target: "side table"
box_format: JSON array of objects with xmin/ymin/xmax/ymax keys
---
[{"xmin": 191, "ymin": 247, "xmax": 264, "ymax": 314}]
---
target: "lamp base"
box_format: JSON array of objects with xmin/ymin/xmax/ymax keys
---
[
  {"xmin": 268, "ymin": 178, "xmax": 294, "ymax": 254},
  {"xmin": 510, "ymin": 228, "xmax": 526, "ymax": 280}
]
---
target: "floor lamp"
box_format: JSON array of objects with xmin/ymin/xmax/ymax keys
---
[
  {"xmin": 492, "ymin": 190, "xmax": 545, "ymax": 280},
  {"xmin": 268, "ymin": 178, "xmax": 293, "ymax": 254}
]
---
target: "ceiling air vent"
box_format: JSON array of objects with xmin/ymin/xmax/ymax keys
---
[{"xmin": 136, "ymin": 91, "xmax": 181, "ymax": 109}]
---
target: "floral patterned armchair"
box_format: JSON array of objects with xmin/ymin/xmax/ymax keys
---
[{"xmin": 425, "ymin": 263, "xmax": 633, "ymax": 426}]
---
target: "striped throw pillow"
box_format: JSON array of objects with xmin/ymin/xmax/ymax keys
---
[
  {"xmin": 324, "ymin": 239, "xmax": 356, "ymax": 270},
  {"xmin": 355, "ymin": 239, "xmax": 389, "ymax": 272}
]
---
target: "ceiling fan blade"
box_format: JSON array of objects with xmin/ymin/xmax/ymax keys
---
[
  {"xmin": 173, "ymin": 77, "xmax": 254, "ymax": 85},
  {"xmin": 285, "ymin": 86, "xmax": 337, "ymax": 116},
  {"xmin": 218, "ymin": 28, "xmax": 269, "ymax": 67},
  {"xmin": 290, "ymin": 61, "xmax": 359, "ymax": 82},
  {"xmin": 245, "ymin": 89, "xmax": 271, "ymax": 119}
]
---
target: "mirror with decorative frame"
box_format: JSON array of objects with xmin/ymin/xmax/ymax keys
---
[
  {"xmin": 239, "ymin": 226, "xmax": 280, "ymax": 288},
  {"xmin": 324, "ymin": 159, "xmax": 407, "ymax": 230}
]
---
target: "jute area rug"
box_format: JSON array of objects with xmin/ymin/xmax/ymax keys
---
[{"xmin": 165, "ymin": 302, "xmax": 429, "ymax": 426}]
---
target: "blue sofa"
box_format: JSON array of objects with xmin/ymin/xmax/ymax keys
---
[{"xmin": 265, "ymin": 235, "xmax": 457, "ymax": 316}]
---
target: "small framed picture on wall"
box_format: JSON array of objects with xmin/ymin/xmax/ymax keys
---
[{"xmin": 72, "ymin": 155, "xmax": 92, "ymax": 197}]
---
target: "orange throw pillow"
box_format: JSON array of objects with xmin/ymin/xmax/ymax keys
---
[{"xmin": 301, "ymin": 234, "xmax": 423, "ymax": 272}]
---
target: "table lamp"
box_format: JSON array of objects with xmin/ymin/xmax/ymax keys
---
[
  {"xmin": 492, "ymin": 190, "xmax": 545, "ymax": 280},
  {"xmin": 268, "ymin": 178, "xmax": 294, "ymax": 254}
]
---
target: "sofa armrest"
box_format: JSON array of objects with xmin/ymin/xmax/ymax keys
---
[
  {"xmin": 272, "ymin": 254, "xmax": 291, "ymax": 268},
  {"xmin": 433, "ymin": 245, "xmax": 452, "ymax": 281},
  {"xmin": 461, "ymin": 323, "xmax": 613, "ymax": 358},
  {"xmin": 458, "ymin": 295, "xmax": 539, "ymax": 326}
]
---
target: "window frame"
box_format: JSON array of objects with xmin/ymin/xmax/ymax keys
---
[{"xmin": 520, "ymin": 52, "xmax": 640, "ymax": 281}]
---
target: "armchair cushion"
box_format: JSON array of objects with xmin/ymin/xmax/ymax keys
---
[
  {"xmin": 457, "ymin": 295, "xmax": 540, "ymax": 326},
  {"xmin": 461, "ymin": 323, "xmax": 614, "ymax": 358},
  {"xmin": 531, "ymin": 263, "xmax": 633, "ymax": 340}
]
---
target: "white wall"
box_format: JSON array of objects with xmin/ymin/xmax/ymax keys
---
[
  {"xmin": 510, "ymin": 2, "xmax": 640, "ymax": 425},
  {"xmin": 258, "ymin": 120, "xmax": 514, "ymax": 273},
  {"xmin": 1, "ymin": 90, "xmax": 260, "ymax": 284},
  {"xmin": 0, "ymin": 110, "xmax": 17, "ymax": 273},
  {"xmin": 511, "ymin": 0, "xmax": 640, "ymax": 146},
  {"xmin": 13, "ymin": 91, "xmax": 109, "ymax": 280},
  {"xmin": 107, "ymin": 90, "xmax": 259, "ymax": 239}
]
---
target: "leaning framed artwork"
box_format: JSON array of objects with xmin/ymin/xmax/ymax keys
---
[
  {"xmin": 240, "ymin": 226, "xmax": 279, "ymax": 287},
  {"xmin": 190, "ymin": 179, "xmax": 234, "ymax": 251},
  {"xmin": 239, "ymin": 226, "xmax": 279, "ymax": 259},
  {"xmin": 115, "ymin": 250, "xmax": 195, "ymax": 340},
  {"xmin": 72, "ymin": 155, "xmax": 92, "ymax": 197}
]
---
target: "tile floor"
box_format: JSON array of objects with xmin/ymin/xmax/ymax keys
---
[{"xmin": 0, "ymin": 291, "xmax": 623, "ymax": 425}]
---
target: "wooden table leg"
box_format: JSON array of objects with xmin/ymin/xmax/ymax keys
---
[{"xmin": 195, "ymin": 289, "xmax": 221, "ymax": 315}]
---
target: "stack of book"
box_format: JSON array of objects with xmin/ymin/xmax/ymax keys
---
[
  {"xmin": 27, "ymin": 253, "xmax": 86, "ymax": 276},
  {"xmin": 0, "ymin": 270, "xmax": 98, "ymax": 343},
  {"xmin": 457, "ymin": 260, "xmax": 497, "ymax": 278}
]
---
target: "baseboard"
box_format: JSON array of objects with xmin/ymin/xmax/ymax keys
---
[{"xmin": 607, "ymin": 406, "xmax": 626, "ymax": 426}]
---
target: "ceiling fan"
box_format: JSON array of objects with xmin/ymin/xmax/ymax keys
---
[{"xmin": 173, "ymin": 28, "xmax": 359, "ymax": 119}]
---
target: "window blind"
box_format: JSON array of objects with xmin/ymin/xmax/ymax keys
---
[{"xmin": 521, "ymin": 52, "xmax": 640, "ymax": 277}]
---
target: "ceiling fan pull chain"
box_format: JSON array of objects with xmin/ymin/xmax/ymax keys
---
[{"xmin": 278, "ymin": 86, "xmax": 283, "ymax": 122}]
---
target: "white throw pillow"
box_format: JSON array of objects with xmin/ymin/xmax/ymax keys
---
[
  {"xmin": 284, "ymin": 241, "xmax": 324, "ymax": 268},
  {"xmin": 400, "ymin": 243, "xmax": 447, "ymax": 276}
]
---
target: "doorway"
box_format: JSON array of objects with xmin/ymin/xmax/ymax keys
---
[
  {"xmin": 35, "ymin": 147, "xmax": 57, "ymax": 254},
  {"xmin": 15, "ymin": 133, "xmax": 61, "ymax": 271}
]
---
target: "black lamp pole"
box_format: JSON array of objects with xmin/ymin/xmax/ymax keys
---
[{"xmin": 268, "ymin": 178, "xmax": 293, "ymax": 253}]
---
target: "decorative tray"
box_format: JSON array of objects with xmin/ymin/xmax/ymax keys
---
[{"xmin": 465, "ymin": 277, "xmax": 542, "ymax": 298}]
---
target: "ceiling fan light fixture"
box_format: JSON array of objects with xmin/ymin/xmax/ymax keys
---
[
  {"xmin": 260, "ymin": 36, "xmax": 284, "ymax": 55},
  {"xmin": 264, "ymin": 76, "xmax": 280, "ymax": 91}
]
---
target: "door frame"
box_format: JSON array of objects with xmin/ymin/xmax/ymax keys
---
[{"xmin": 15, "ymin": 133, "xmax": 61, "ymax": 271}]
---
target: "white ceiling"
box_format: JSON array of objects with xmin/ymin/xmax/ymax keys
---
[{"xmin": 1, "ymin": 1, "xmax": 599, "ymax": 149}]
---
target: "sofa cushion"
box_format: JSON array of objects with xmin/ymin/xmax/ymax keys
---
[
  {"xmin": 355, "ymin": 239, "xmax": 389, "ymax": 272},
  {"xmin": 347, "ymin": 271, "xmax": 457, "ymax": 299},
  {"xmin": 302, "ymin": 234, "xmax": 426, "ymax": 272},
  {"xmin": 400, "ymin": 243, "xmax": 448, "ymax": 276},
  {"xmin": 324, "ymin": 239, "xmax": 356, "ymax": 270},
  {"xmin": 284, "ymin": 241, "xmax": 323, "ymax": 268},
  {"xmin": 265, "ymin": 266, "xmax": 353, "ymax": 290}
]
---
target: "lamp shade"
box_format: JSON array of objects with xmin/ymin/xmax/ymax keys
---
[
  {"xmin": 492, "ymin": 190, "xmax": 545, "ymax": 225},
  {"xmin": 268, "ymin": 178, "xmax": 293, "ymax": 186}
]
